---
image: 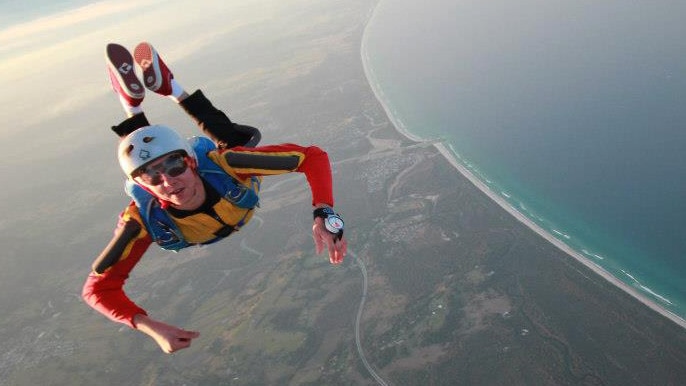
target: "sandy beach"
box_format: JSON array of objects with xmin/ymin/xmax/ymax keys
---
[
  {"xmin": 360, "ymin": 1, "xmax": 686, "ymax": 331},
  {"xmin": 432, "ymin": 142, "xmax": 686, "ymax": 330}
]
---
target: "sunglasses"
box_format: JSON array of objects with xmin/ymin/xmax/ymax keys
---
[{"xmin": 132, "ymin": 153, "xmax": 189, "ymax": 185}]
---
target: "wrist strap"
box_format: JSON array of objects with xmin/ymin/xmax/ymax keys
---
[{"xmin": 313, "ymin": 207, "xmax": 335, "ymax": 219}]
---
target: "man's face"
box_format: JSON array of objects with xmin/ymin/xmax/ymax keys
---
[{"xmin": 132, "ymin": 152, "xmax": 204, "ymax": 209}]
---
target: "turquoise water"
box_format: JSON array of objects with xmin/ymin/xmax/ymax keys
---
[{"xmin": 363, "ymin": 0, "xmax": 686, "ymax": 320}]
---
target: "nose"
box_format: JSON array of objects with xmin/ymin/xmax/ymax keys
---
[{"xmin": 159, "ymin": 172, "xmax": 176, "ymax": 187}]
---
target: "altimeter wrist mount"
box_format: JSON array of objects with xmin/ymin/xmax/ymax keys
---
[{"xmin": 313, "ymin": 207, "xmax": 344, "ymax": 240}]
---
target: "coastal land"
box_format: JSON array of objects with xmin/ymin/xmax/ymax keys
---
[
  {"xmin": 2, "ymin": 0, "xmax": 686, "ymax": 385},
  {"xmin": 364, "ymin": 64, "xmax": 686, "ymax": 331},
  {"xmin": 361, "ymin": 1, "xmax": 686, "ymax": 331},
  {"xmin": 431, "ymin": 141, "xmax": 686, "ymax": 329}
]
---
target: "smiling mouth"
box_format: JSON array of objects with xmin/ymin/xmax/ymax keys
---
[{"xmin": 169, "ymin": 187, "xmax": 185, "ymax": 196}]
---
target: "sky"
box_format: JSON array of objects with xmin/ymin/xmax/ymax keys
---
[
  {"xmin": 0, "ymin": 0, "xmax": 270, "ymax": 151},
  {"xmin": 0, "ymin": 0, "xmax": 300, "ymax": 217},
  {"xmin": 0, "ymin": 0, "xmax": 321, "ymax": 318}
]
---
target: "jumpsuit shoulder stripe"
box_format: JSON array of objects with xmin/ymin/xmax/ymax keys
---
[
  {"xmin": 223, "ymin": 150, "xmax": 303, "ymax": 172},
  {"xmin": 92, "ymin": 220, "xmax": 142, "ymax": 274}
]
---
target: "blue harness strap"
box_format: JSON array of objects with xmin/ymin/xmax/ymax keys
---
[
  {"xmin": 191, "ymin": 137, "xmax": 261, "ymax": 210},
  {"xmin": 125, "ymin": 136, "xmax": 260, "ymax": 251}
]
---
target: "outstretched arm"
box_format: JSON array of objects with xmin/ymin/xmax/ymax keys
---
[
  {"xmin": 83, "ymin": 206, "xmax": 200, "ymax": 353},
  {"xmin": 213, "ymin": 144, "xmax": 348, "ymax": 263},
  {"xmin": 82, "ymin": 209, "xmax": 152, "ymax": 328}
]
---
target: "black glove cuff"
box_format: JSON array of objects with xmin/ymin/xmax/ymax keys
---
[{"xmin": 313, "ymin": 207, "xmax": 335, "ymax": 219}]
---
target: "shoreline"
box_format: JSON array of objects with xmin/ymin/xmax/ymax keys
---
[{"xmin": 360, "ymin": 0, "xmax": 686, "ymax": 330}]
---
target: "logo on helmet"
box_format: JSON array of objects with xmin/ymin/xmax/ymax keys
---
[{"xmin": 139, "ymin": 149, "xmax": 151, "ymax": 160}]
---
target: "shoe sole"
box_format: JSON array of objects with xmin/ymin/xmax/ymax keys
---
[
  {"xmin": 133, "ymin": 42, "xmax": 163, "ymax": 92},
  {"xmin": 106, "ymin": 43, "xmax": 144, "ymax": 100}
]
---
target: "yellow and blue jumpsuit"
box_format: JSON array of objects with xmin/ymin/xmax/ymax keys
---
[{"xmin": 82, "ymin": 90, "xmax": 336, "ymax": 328}]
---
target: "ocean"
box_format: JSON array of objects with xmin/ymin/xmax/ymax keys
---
[{"xmin": 362, "ymin": 0, "xmax": 686, "ymax": 321}]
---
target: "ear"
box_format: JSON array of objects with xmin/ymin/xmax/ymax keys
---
[{"xmin": 186, "ymin": 156, "xmax": 199, "ymax": 171}]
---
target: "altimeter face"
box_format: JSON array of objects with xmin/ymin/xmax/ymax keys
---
[{"xmin": 325, "ymin": 215, "xmax": 344, "ymax": 233}]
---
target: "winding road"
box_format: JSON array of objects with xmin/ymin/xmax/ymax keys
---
[{"xmin": 350, "ymin": 249, "xmax": 389, "ymax": 386}]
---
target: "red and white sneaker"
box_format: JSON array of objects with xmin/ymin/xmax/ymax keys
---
[
  {"xmin": 133, "ymin": 42, "xmax": 174, "ymax": 96},
  {"xmin": 106, "ymin": 43, "xmax": 144, "ymax": 106}
]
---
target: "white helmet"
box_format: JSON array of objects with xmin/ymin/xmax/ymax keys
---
[{"xmin": 117, "ymin": 125, "xmax": 195, "ymax": 176}]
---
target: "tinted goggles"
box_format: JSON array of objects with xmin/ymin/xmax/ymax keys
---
[{"xmin": 132, "ymin": 153, "xmax": 189, "ymax": 185}]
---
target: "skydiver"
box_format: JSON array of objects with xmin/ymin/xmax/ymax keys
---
[{"xmin": 82, "ymin": 42, "xmax": 347, "ymax": 354}]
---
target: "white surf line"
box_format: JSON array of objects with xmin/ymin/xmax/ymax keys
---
[{"xmin": 350, "ymin": 249, "xmax": 389, "ymax": 386}]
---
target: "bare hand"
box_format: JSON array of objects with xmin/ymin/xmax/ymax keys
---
[
  {"xmin": 133, "ymin": 314, "xmax": 200, "ymax": 354},
  {"xmin": 312, "ymin": 217, "xmax": 347, "ymax": 264}
]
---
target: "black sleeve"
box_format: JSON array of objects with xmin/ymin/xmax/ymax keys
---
[
  {"xmin": 179, "ymin": 90, "xmax": 261, "ymax": 149},
  {"xmin": 91, "ymin": 220, "xmax": 142, "ymax": 274}
]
